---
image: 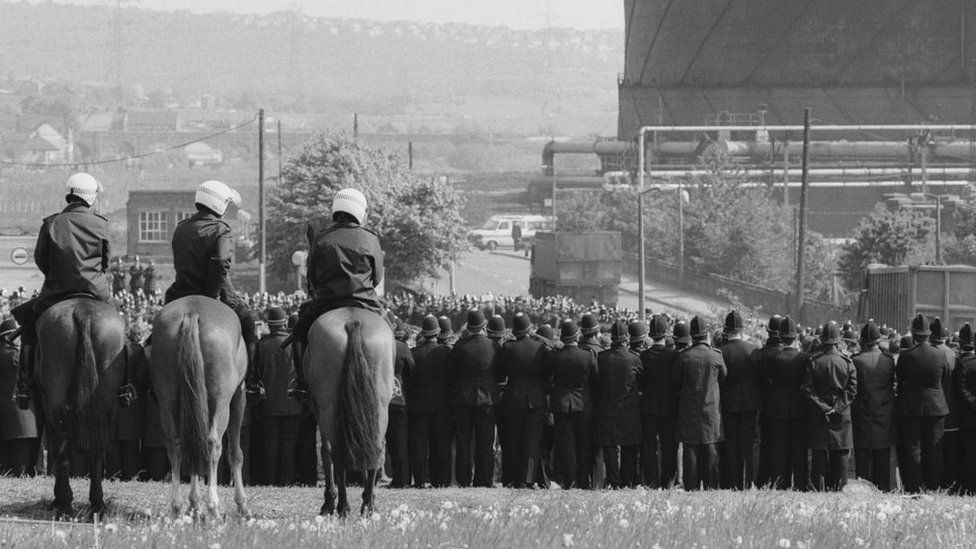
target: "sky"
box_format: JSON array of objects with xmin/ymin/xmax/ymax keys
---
[{"xmin": 17, "ymin": 0, "xmax": 625, "ymax": 30}]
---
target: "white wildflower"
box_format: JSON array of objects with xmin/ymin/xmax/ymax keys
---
[
  {"xmin": 562, "ymin": 533, "xmax": 575, "ymax": 547},
  {"xmin": 103, "ymin": 523, "xmax": 118, "ymax": 533},
  {"xmin": 530, "ymin": 504, "xmax": 542, "ymax": 516},
  {"xmin": 778, "ymin": 539, "xmax": 791, "ymax": 548},
  {"xmin": 54, "ymin": 530, "xmax": 67, "ymax": 543},
  {"xmin": 209, "ymin": 544, "xmax": 221, "ymax": 549},
  {"xmin": 855, "ymin": 538, "xmax": 864, "ymax": 546},
  {"xmin": 733, "ymin": 536, "xmax": 743, "ymax": 545},
  {"xmin": 441, "ymin": 501, "xmax": 455, "ymax": 510},
  {"xmin": 618, "ymin": 518, "xmax": 630, "ymax": 528}
]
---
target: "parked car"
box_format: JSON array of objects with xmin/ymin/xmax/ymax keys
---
[{"xmin": 467, "ymin": 215, "xmax": 552, "ymax": 251}]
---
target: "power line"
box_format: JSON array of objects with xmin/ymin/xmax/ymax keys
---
[{"xmin": 0, "ymin": 116, "xmax": 257, "ymax": 168}]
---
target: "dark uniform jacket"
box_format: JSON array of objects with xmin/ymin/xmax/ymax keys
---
[
  {"xmin": 546, "ymin": 344, "xmax": 598, "ymax": 414},
  {"xmin": 639, "ymin": 345, "xmax": 677, "ymax": 417},
  {"xmin": 258, "ymin": 331, "xmax": 305, "ymax": 417},
  {"xmin": 674, "ymin": 341, "xmax": 727, "ymax": 444},
  {"xmin": 762, "ymin": 346, "xmax": 807, "ymax": 419},
  {"xmin": 494, "ymin": 337, "xmax": 548, "ymax": 411},
  {"xmin": 165, "ymin": 210, "xmax": 239, "ymax": 304},
  {"xmin": 851, "ymin": 345, "xmax": 895, "ymax": 449},
  {"xmin": 34, "ymin": 202, "xmax": 112, "ymax": 309},
  {"xmin": 935, "ymin": 343, "xmax": 959, "ymax": 430},
  {"xmin": 802, "ymin": 347, "xmax": 857, "ymax": 450},
  {"xmin": 451, "ymin": 333, "xmax": 498, "ymax": 406},
  {"xmin": 581, "ymin": 338, "xmax": 606, "ymax": 359},
  {"xmin": 720, "ymin": 338, "xmax": 761, "ymax": 413},
  {"xmin": 392, "ymin": 340, "xmax": 414, "ymax": 409},
  {"xmin": 114, "ymin": 341, "xmax": 148, "ymax": 441},
  {"xmin": 306, "ymin": 221, "xmax": 383, "ymax": 314},
  {"xmin": 595, "ymin": 346, "xmax": 643, "ymax": 445},
  {"xmin": 953, "ymin": 350, "xmax": 976, "ymax": 430},
  {"xmin": 0, "ymin": 341, "xmax": 38, "ymax": 440},
  {"xmin": 895, "ymin": 342, "xmax": 950, "ymax": 417},
  {"xmin": 407, "ymin": 340, "xmax": 453, "ymax": 415}
]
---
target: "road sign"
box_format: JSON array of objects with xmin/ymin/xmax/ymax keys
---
[{"xmin": 10, "ymin": 248, "xmax": 29, "ymax": 265}]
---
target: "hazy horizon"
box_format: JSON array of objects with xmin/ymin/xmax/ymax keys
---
[{"xmin": 7, "ymin": 0, "xmax": 624, "ymax": 30}]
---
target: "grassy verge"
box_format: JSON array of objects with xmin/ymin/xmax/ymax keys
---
[{"xmin": 0, "ymin": 477, "xmax": 973, "ymax": 548}]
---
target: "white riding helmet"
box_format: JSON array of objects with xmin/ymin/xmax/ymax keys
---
[
  {"xmin": 331, "ymin": 188, "xmax": 368, "ymax": 224},
  {"xmin": 65, "ymin": 172, "xmax": 102, "ymax": 206},
  {"xmin": 195, "ymin": 180, "xmax": 242, "ymax": 216}
]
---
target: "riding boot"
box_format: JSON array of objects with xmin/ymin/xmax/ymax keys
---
[
  {"xmin": 287, "ymin": 341, "xmax": 309, "ymax": 401},
  {"xmin": 14, "ymin": 341, "xmax": 33, "ymax": 410},
  {"xmin": 244, "ymin": 340, "xmax": 265, "ymax": 403}
]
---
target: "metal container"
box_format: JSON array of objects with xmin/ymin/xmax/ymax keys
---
[
  {"xmin": 530, "ymin": 231, "xmax": 622, "ymax": 306},
  {"xmin": 861, "ymin": 264, "xmax": 976, "ymax": 332}
]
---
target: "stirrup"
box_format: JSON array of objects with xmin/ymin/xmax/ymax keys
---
[
  {"xmin": 15, "ymin": 389, "xmax": 31, "ymax": 411},
  {"xmin": 287, "ymin": 384, "xmax": 309, "ymax": 401},
  {"xmin": 117, "ymin": 383, "xmax": 137, "ymax": 407}
]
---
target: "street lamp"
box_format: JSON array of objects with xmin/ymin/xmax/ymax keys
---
[
  {"xmin": 291, "ymin": 250, "xmax": 308, "ymax": 292},
  {"xmin": 910, "ymin": 192, "xmax": 943, "ymax": 264}
]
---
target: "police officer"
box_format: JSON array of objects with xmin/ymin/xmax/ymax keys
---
[
  {"xmin": 288, "ymin": 188, "xmax": 385, "ymax": 398},
  {"xmin": 953, "ymin": 323, "xmax": 976, "ymax": 494},
  {"xmin": 386, "ymin": 317, "xmax": 413, "ymax": 488},
  {"xmin": 763, "ymin": 316, "xmax": 808, "ymax": 490},
  {"xmin": 111, "ymin": 257, "xmax": 127, "ymax": 296},
  {"xmin": 639, "ymin": 314, "xmax": 678, "ymax": 488},
  {"xmin": 754, "ymin": 314, "xmax": 782, "ymax": 487},
  {"xmin": 494, "ymin": 312, "xmax": 548, "ymax": 488},
  {"xmin": 0, "ymin": 319, "xmax": 39, "ymax": 476},
  {"xmin": 143, "ymin": 259, "xmax": 157, "ymax": 296},
  {"xmin": 546, "ymin": 318, "xmax": 598, "ymax": 489},
  {"xmin": 896, "ymin": 314, "xmax": 950, "ymax": 492},
  {"xmin": 851, "ymin": 320, "xmax": 895, "ymax": 491},
  {"xmin": 406, "ymin": 315, "xmax": 453, "ymax": 488},
  {"xmin": 437, "ymin": 316, "xmax": 456, "ymax": 347},
  {"xmin": 486, "ymin": 314, "xmax": 508, "ymax": 351},
  {"xmin": 579, "ymin": 312, "xmax": 605, "ymax": 357},
  {"xmin": 672, "ymin": 320, "xmax": 692, "ymax": 351},
  {"xmin": 107, "ymin": 326, "xmax": 148, "ymax": 480},
  {"xmin": 628, "ymin": 320, "xmax": 648, "ymax": 353},
  {"xmin": 931, "ymin": 317, "xmax": 962, "ymax": 491},
  {"xmin": 719, "ymin": 310, "xmax": 760, "ymax": 489},
  {"xmin": 674, "ymin": 316, "xmax": 726, "ymax": 490},
  {"xmin": 165, "ymin": 180, "xmax": 261, "ymax": 396},
  {"xmin": 258, "ymin": 307, "xmax": 304, "ymax": 486},
  {"xmin": 802, "ymin": 321, "xmax": 857, "ymax": 491},
  {"xmin": 595, "ymin": 320, "xmax": 643, "ymax": 489},
  {"xmin": 129, "ymin": 255, "xmax": 144, "ymax": 295},
  {"xmin": 11, "ymin": 173, "xmax": 115, "ymax": 406},
  {"xmin": 451, "ymin": 310, "xmax": 497, "ymax": 487}
]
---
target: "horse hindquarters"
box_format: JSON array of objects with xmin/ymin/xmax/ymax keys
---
[
  {"xmin": 337, "ymin": 321, "xmax": 382, "ymax": 473},
  {"xmin": 177, "ymin": 315, "xmax": 211, "ymax": 477}
]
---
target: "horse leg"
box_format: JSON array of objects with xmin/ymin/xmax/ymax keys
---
[
  {"xmin": 51, "ymin": 437, "xmax": 74, "ymax": 518},
  {"xmin": 335, "ymin": 465, "xmax": 351, "ymax": 518},
  {"xmin": 87, "ymin": 453, "xmax": 106, "ymax": 519},
  {"xmin": 320, "ymin": 441, "xmax": 336, "ymax": 516},
  {"xmin": 361, "ymin": 469, "xmax": 378, "ymax": 517},
  {"xmin": 188, "ymin": 475, "xmax": 201, "ymax": 516},
  {"xmin": 168, "ymin": 446, "xmax": 183, "ymax": 517},
  {"xmin": 227, "ymin": 386, "xmax": 251, "ymax": 518},
  {"xmin": 206, "ymin": 434, "xmax": 222, "ymax": 521}
]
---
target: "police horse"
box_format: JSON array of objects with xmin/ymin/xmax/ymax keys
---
[
  {"xmin": 35, "ymin": 298, "xmax": 126, "ymax": 518},
  {"xmin": 306, "ymin": 308, "xmax": 394, "ymax": 517},
  {"xmin": 149, "ymin": 296, "xmax": 250, "ymax": 519}
]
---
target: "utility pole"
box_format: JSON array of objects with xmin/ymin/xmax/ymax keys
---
[
  {"xmin": 795, "ymin": 109, "xmax": 811, "ymax": 322},
  {"xmin": 277, "ymin": 119, "xmax": 283, "ymax": 184},
  {"xmin": 353, "ymin": 113, "xmax": 359, "ymax": 138},
  {"xmin": 408, "ymin": 142, "xmax": 413, "ymax": 170},
  {"xmin": 677, "ymin": 179, "xmax": 684, "ymax": 286},
  {"xmin": 637, "ymin": 131, "xmax": 647, "ymax": 320},
  {"xmin": 258, "ymin": 109, "xmax": 266, "ymax": 294}
]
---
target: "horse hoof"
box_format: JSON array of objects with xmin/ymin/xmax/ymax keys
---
[
  {"xmin": 360, "ymin": 503, "xmax": 374, "ymax": 517},
  {"xmin": 51, "ymin": 503, "xmax": 74, "ymax": 520},
  {"xmin": 337, "ymin": 504, "xmax": 351, "ymax": 519},
  {"xmin": 170, "ymin": 505, "xmax": 182, "ymax": 518},
  {"xmin": 319, "ymin": 503, "xmax": 335, "ymax": 516}
]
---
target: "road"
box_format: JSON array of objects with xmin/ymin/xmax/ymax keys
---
[{"xmin": 421, "ymin": 249, "xmax": 727, "ymax": 317}]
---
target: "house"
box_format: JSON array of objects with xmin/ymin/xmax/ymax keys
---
[
  {"xmin": 14, "ymin": 123, "xmax": 68, "ymax": 164},
  {"xmin": 123, "ymin": 109, "xmax": 179, "ymax": 132}
]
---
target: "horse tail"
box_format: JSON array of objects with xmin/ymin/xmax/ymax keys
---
[
  {"xmin": 177, "ymin": 314, "xmax": 210, "ymax": 476},
  {"xmin": 337, "ymin": 320, "xmax": 381, "ymax": 472},
  {"xmin": 72, "ymin": 313, "xmax": 106, "ymax": 454}
]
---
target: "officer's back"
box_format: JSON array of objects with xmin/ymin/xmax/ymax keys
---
[
  {"xmin": 547, "ymin": 338, "xmax": 597, "ymax": 413},
  {"xmin": 896, "ymin": 340, "xmax": 950, "ymax": 417},
  {"xmin": 495, "ymin": 331, "xmax": 547, "ymax": 410},
  {"xmin": 451, "ymin": 327, "xmax": 497, "ymax": 406},
  {"xmin": 409, "ymin": 336, "xmax": 453, "ymax": 414},
  {"xmin": 168, "ymin": 209, "xmax": 232, "ymax": 300},
  {"xmin": 640, "ymin": 344, "xmax": 677, "ymax": 416},
  {"xmin": 39, "ymin": 201, "xmax": 109, "ymax": 300},
  {"xmin": 764, "ymin": 343, "xmax": 807, "ymax": 419}
]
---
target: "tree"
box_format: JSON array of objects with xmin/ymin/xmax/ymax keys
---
[
  {"xmin": 838, "ymin": 204, "xmax": 936, "ymax": 291},
  {"xmin": 266, "ymin": 133, "xmax": 468, "ymax": 287}
]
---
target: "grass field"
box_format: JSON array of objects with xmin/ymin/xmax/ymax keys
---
[{"xmin": 1, "ymin": 477, "xmax": 974, "ymax": 548}]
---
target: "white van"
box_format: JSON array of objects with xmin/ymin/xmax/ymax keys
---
[{"xmin": 468, "ymin": 215, "xmax": 552, "ymax": 251}]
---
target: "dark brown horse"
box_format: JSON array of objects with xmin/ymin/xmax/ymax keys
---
[
  {"xmin": 306, "ymin": 308, "xmax": 394, "ymax": 517},
  {"xmin": 35, "ymin": 298, "xmax": 126, "ymax": 518},
  {"xmin": 149, "ymin": 296, "xmax": 249, "ymax": 519}
]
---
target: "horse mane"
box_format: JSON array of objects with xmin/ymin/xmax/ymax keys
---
[{"xmin": 336, "ymin": 320, "xmax": 382, "ymax": 472}]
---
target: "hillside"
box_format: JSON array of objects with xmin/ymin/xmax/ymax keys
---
[{"xmin": 0, "ymin": 2, "xmax": 621, "ymax": 135}]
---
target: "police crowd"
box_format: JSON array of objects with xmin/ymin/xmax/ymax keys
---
[{"xmin": 5, "ymin": 285, "xmax": 973, "ymax": 494}]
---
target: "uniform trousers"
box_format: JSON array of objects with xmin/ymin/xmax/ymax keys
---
[
  {"xmin": 106, "ymin": 439, "xmax": 141, "ymax": 480},
  {"xmin": 766, "ymin": 417, "xmax": 808, "ymax": 490},
  {"xmin": 602, "ymin": 445, "xmax": 639, "ymax": 488},
  {"xmin": 682, "ymin": 443, "xmax": 719, "ymax": 490},
  {"xmin": 1, "ymin": 438, "xmax": 39, "ymax": 477},
  {"xmin": 409, "ymin": 412, "xmax": 452, "ymax": 487},
  {"xmin": 499, "ymin": 408, "xmax": 546, "ymax": 487},
  {"xmin": 454, "ymin": 404, "xmax": 495, "ymax": 487},
  {"xmin": 942, "ymin": 428, "xmax": 962, "ymax": 492},
  {"xmin": 811, "ymin": 449, "xmax": 849, "ymax": 491},
  {"xmin": 719, "ymin": 411, "xmax": 757, "ymax": 489},
  {"xmin": 142, "ymin": 447, "xmax": 169, "ymax": 481},
  {"xmin": 961, "ymin": 426, "xmax": 976, "ymax": 495},
  {"xmin": 640, "ymin": 414, "xmax": 677, "ymax": 488},
  {"xmin": 262, "ymin": 415, "xmax": 303, "ymax": 486},
  {"xmin": 295, "ymin": 415, "xmax": 319, "ymax": 486},
  {"xmin": 385, "ymin": 405, "xmax": 409, "ymax": 488},
  {"xmin": 854, "ymin": 447, "xmax": 891, "ymax": 491},
  {"xmin": 553, "ymin": 410, "xmax": 593, "ymax": 489},
  {"xmin": 897, "ymin": 415, "xmax": 945, "ymax": 492}
]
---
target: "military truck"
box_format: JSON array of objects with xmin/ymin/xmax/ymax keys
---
[
  {"xmin": 860, "ymin": 264, "xmax": 976, "ymax": 332},
  {"xmin": 529, "ymin": 231, "xmax": 621, "ymax": 307}
]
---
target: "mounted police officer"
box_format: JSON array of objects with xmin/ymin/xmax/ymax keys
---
[
  {"xmin": 165, "ymin": 180, "xmax": 262, "ymax": 396},
  {"xmin": 11, "ymin": 173, "xmax": 117, "ymax": 407},
  {"xmin": 802, "ymin": 321, "xmax": 857, "ymax": 491},
  {"xmin": 287, "ymin": 188, "xmax": 385, "ymax": 399}
]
